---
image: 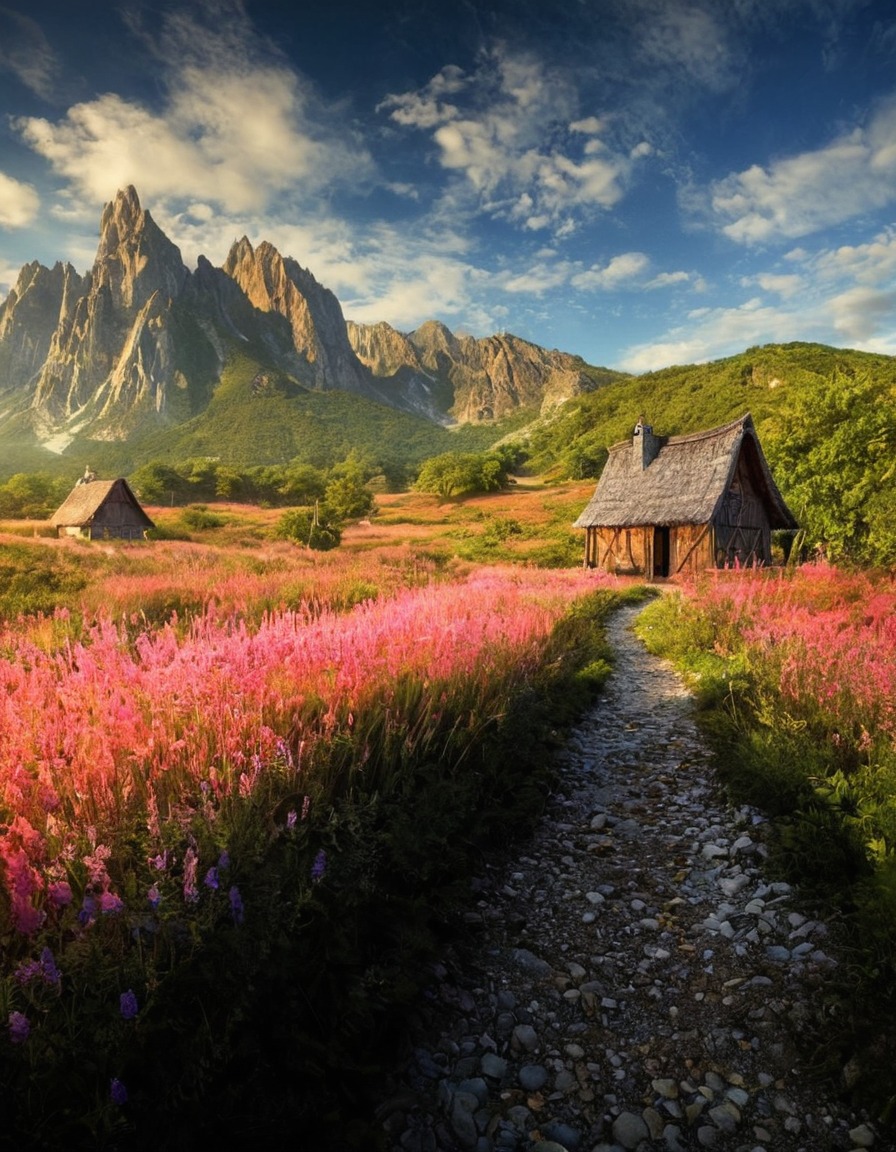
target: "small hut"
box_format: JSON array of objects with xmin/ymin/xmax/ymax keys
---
[
  {"xmin": 573, "ymin": 414, "xmax": 797, "ymax": 577},
  {"xmin": 50, "ymin": 473, "xmax": 155, "ymax": 540}
]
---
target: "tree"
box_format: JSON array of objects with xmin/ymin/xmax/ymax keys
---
[
  {"xmin": 770, "ymin": 369, "xmax": 896, "ymax": 564},
  {"xmin": 323, "ymin": 474, "xmax": 375, "ymax": 521},
  {"xmin": 0, "ymin": 473, "xmax": 68, "ymax": 518},
  {"xmin": 414, "ymin": 452, "xmax": 509, "ymax": 498}
]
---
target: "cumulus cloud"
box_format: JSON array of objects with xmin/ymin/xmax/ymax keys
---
[
  {"xmin": 0, "ymin": 171, "xmax": 39, "ymax": 228},
  {"xmin": 379, "ymin": 44, "xmax": 645, "ymax": 235},
  {"xmin": 572, "ymin": 252, "xmax": 650, "ymax": 290},
  {"xmin": 709, "ymin": 98, "xmax": 896, "ymax": 243},
  {"xmin": 13, "ymin": 4, "xmax": 372, "ymax": 217}
]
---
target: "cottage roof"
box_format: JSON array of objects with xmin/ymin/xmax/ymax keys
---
[
  {"xmin": 573, "ymin": 413, "xmax": 797, "ymax": 530},
  {"xmin": 50, "ymin": 478, "xmax": 155, "ymax": 529}
]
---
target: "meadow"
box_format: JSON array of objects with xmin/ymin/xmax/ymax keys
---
[{"xmin": 0, "ymin": 480, "xmax": 642, "ymax": 1149}]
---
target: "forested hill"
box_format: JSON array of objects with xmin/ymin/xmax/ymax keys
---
[{"xmin": 515, "ymin": 342, "xmax": 896, "ymax": 566}]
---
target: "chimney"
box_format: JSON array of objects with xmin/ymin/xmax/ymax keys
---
[{"xmin": 633, "ymin": 418, "xmax": 660, "ymax": 470}]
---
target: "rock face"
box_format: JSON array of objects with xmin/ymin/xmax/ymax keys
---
[
  {"xmin": 223, "ymin": 238, "xmax": 371, "ymax": 396},
  {"xmin": 348, "ymin": 318, "xmax": 600, "ymax": 424},
  {"xmin": 0, "ymin": 185, "xmax": 613, "ymax": 455}
]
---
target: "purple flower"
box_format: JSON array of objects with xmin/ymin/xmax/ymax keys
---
[
  {"xmin": 286, "ymin": 809, "xmax": 297, "ymax": 829},
  {"xmin": 40, "ymin": 947, "xmax": 60, "ymax": 987},
  {"xmin": 147, "ymin": 884, "xmax": 161, "ymax": 909},
  {"xmin": 14, "ymin": 960, "xmax": 42, "ymax": 985},
  {"xmin": 78, "ymin": 894, "xmax": 97, "ymax": 927},
  {"xmin": 119, "ymin": 989, "xmax": 138, "ymax": 1020},
  {"xmin": 110, "ymin": 1078, "xmax": 128, "ymax": 1106},
  {"xmin": 8, "ymin": 1011, "xmax": 30, "ymax": 1044},
  {"xmin": 228, "ymin": 885, "xmax": 244, "ymax": 925},
  {"xmin": 311, "ymin": 849, "xmax": 327, "ymax": 883},
  {"xmin": 217, "ymin": 850, "xmax": 230, "ymax": 871},
  {"xmin": 204, "ymin": 867, "xmax": 219, "ymax": 890}
]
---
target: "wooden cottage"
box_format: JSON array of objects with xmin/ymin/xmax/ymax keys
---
[
  {"xmin": 50, "ymin": 475, "xmax": 155, "ymax": 540},
  {"xmin": 573, "ymin": 414, "xmax": 797, "ymax": 577}
]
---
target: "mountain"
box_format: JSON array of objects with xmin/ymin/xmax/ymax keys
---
[
  {"xmin": 0, "ymin": 187, "xmax": 615, "ymax": 473},
  {"xmin": 346, "ymin": 319, "xmax": 612, "ymax": 424}
]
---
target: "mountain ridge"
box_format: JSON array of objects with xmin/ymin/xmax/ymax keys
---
[{"xmin": 0, "ymin": 186, "xmax": 613, "ymax": 468}]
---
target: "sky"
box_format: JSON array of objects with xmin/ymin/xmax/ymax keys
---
[{"xmin": 1, "ymin": 0, "xmax": 895, "ymax": 373}]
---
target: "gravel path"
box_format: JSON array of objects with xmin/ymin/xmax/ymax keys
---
[{"xmin": 377, "ymin": 603, "xmax": 883, "ymax": 1152}]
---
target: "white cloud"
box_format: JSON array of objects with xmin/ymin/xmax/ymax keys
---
[
  {"xmin": 824, "ymin": 284, "xmax": 896, "ymax": 343},
  {"xmin": 619, "ymin": 296, "xmax": 804, "ymax": 372},
  {"xmin": 571, "ymin": 252, "xmax": 650, "ymax": 290},
  {"xmin": 750, "ymin": 273, "xmax": 805, "ymax": 298},
  {"xmin": 0, "ymin": 171, "xmax": 39, "ymax": 228},
  {"xmin": 13, "ymin": 7, "xmax": 372, "ymax": 218},
  {"xmin": 380, "ymin": 44, "xmax": 643, "ymax": 236},
  {"xmin": 710, "ymin": 98, "xmax": 896, "ymax": 243},
  {"xmin": 645, "ymin": 270, "xmax": 690, "ymax": 289}
]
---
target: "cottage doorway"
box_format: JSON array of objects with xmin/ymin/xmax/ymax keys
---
[{"xmin": 653, "ymin": 526, "xmax": 670, "ymax": 578}]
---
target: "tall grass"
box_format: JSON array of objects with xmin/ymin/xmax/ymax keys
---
[{"xmin": 0, "ymin": 563, "xmax": 631, "ymax": 1148}]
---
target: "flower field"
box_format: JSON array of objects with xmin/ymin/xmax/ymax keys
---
[{"xmin": 0, "ymin": 545, "xmax": 630, "ymax": 1148}]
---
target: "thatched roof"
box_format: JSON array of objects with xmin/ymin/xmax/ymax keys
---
[
  {"xmin": 573, "ymin": 413, "xmax": 797, "ymax": 530},
  {"xmin": 50, "ymin": 478, "xmax": 155, "ymax": 529}
]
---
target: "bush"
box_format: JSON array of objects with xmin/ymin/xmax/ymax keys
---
[{"xmin": 276, "ymin": 507, "xmax": 342, "ymax": 550}]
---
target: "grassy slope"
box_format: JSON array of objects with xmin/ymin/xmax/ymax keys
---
[{"xmin": 518, "ymin": 342, "xmax": 896, "ymax": 475}]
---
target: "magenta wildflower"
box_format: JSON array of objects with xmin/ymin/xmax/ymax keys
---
[
  {"xmin": 217, "ymin": 850, "xmax": 230, "ymax": 871},
  {"xmin": 286, "ymin": 809, "xmax": 297, "ymax": 829},
  {"xmin": 8, "ymin": 1011, "xmax": 30, "ymax": 1044},
  {"xmin": 311, "ymin": 849, "xmax": 327, "ymax": 882},
  {"xmin": 204, "ymin": 867, "xmax": 219, "ymax": 890},
  {"xmin": 149, "ymin": 851, "xmax": 169, "ymax": 871},
  {"xmin": 99, "ymin": 891, "xmax": 125, "ymax": 914},
  {"xmin": 110, "ymin": 1078, "xmax": 128, "ymax": 1106},
  {"xmin": 47, "ymin": 880, "xmax": 73, "ymax": 908},
  {"xmin": 228, "ymin": 885, "xmax": 244, "ymax": 925},
  {"xmin": 119, "ymin": 989, "xmax": 138, "ymax": 1020},
  {"xmin": 147, "ymin": 884, "xmax": 161, "ymax": 909}
]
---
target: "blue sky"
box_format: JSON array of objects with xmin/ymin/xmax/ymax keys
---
[{"xmin": 1, "ymin": 0, "xmax": 895, "ymax": 372}]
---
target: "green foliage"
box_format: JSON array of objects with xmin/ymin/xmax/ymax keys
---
[
  {"xmin": 770, "ymin": 368, "xmax": 896, "ymax": 564},
  {"xmin": 0, "ymin": 543, "xmax": 88, "ymax": 620},
  {"xmin": 0, "ymin": 473, "xmax": 70, "ymax": 519},
  {"xmin": 414, "ymin": 451, "xmax": 509, "ymax": 498}
]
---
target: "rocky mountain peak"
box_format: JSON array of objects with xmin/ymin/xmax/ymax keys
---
[
  {"xmin": 95, "ymin": 185, "xmax": 188, "ymax": 311},
  {"xmin": 223, "ymin": 234, "xmax": 370, "ymax": 394}
]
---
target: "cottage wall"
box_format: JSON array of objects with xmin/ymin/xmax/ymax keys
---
[
  {"xmin": 585, "ymin": 522, "xmax": 716, "ymax": 577},
  {"xmin": 713, "ymin": 452, "xmax": 773, "ymax": 566}
]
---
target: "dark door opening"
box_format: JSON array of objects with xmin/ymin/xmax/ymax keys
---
[{"xmin": 653, "ymin": 526, "xmax": 670, "ymax": 578}]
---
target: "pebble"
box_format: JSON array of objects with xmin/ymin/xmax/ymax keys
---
[{"xmin": 377, "ymin": 605, "xmax": 881, "ymax": 1151}]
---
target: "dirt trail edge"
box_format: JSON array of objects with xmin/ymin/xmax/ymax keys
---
[{"xmin": 377, "ymin": 603, "xmax": 882, "ymax": 1152}]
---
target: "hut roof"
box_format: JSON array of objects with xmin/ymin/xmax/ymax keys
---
[
  {"xmin": 573, "ymin": 413, "xmax": 797, "ymax": 530},
  {"xmin": 50, "ymin": 478, "xmax": 155, "ymax": 529}
]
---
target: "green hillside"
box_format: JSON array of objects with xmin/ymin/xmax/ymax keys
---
[{"xmin": 514, "ymin": 342, "xmax": 896, "ymax": 565}]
